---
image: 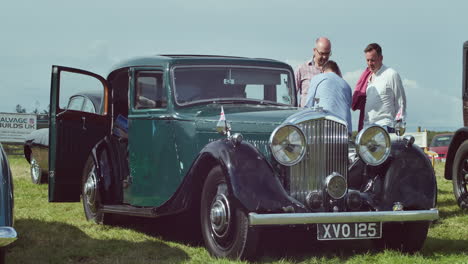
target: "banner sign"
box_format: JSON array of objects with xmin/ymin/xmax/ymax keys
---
[
  {"xmin": 404, "ymin": 132, "xmax": 428, "ymax": 148},
  {"xmin": 0, "ymin": 113, "xmax": 37, "ymax": 143}
]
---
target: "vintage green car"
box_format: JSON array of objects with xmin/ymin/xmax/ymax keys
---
[{"xmin": 49, "ymin": 55, "xmax": 438, "ymax": 259}]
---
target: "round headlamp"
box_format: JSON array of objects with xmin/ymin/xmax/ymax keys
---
[
  {"xmin": 325, "ymin": 173, "xmax": 347, "ymax": 199},
  {"xmin": 269, "ymin": 124, "xmax": 306, "ymax": 166},
  {"xmin": 355, "ymin": 125, "xmax": 391, "ymax": 166}
]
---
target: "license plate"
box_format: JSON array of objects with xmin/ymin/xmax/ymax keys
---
[{"xmin": 317, "ymin": 222, "xmax": 382, "ymax": 240}]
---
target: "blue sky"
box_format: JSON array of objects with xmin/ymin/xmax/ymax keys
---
[{"xmin": 1, "ymin": 0, "xmax": 466, "ymax": 131}]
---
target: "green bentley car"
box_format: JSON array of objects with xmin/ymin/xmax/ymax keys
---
[{"xmin": 49, "ymin": 55, "xmax": 438, "ymax": 259}]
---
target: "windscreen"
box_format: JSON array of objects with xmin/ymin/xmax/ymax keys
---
[{"xmin": 173, "ymin": 67, "xmax": 294, "ymax": 105}]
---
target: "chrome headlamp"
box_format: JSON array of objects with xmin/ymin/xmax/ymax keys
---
[
  {"xmin": 355, "ymin": 125, "xmax": 391, "ymax": 166},
  {"xmin": 269, "ymin": 124, "xmax": 306, "ymax": 166}
]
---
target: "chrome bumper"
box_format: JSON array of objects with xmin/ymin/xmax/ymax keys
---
[
  {"xmin": 0, "ymin": 227, "xmax": 17, "ymax": 247},
  {"xmin": 249, "ymin": 209, "xmax": 439, "ymax": 226}
]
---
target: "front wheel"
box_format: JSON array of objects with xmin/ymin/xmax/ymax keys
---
[
  {"xmin": 82, "ymin": 157, "xmax": 105, "ymax": 224},
  {"xmin": 452, "ymin": 140, "xmax": 468, "ymax": 209},
  {"xmin": 200, "ymin": 166, "xmax": 259, "ymax": 259},
  {"xmin": 374, "ymin": 221, "xmax": 430, "ymax": 253}
]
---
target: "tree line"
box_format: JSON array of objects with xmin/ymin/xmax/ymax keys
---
[{"xmin": 15, "ymin": 104, "xmax": 49, "ymax": 115}]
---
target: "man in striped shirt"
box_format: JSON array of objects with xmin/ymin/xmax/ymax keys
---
[{"xmin": 295, "ymin": 37, "xmax": 332, "ymax": 107}]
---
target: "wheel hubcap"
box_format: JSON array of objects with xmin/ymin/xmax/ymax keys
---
[
  {"xmin": 461, "ymin": 159, "xmax": 468, "ymax": 188},
  {"xmin": 210, "ymin": 193, "xmax": 231, "ymax": 239},
  {"xmin": 84, "ymin": 167, "xmax": 98, "ymax": 213},
  {"xmin": 30, "ymin": 158, "xmax": 40, "ymax": 183}
]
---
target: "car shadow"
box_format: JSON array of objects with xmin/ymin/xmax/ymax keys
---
[
  {"xmin": 106, "ymin": 213, "xmax": 204, "ymax": 247},
  {"xmin": 256, "ymin": 227, "xmax": 378, "ymax": 261},
  {"xmin": 254, "ymin": 227, "xmax": 468, "ymax": 262},
  {"xmin": 8, "ymin": 219, "xmax": 190, "ymax": 264}
]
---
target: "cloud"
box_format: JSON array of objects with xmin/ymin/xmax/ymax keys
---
[
  {"xmin": 343, "ymin": 69, "xmax": 364, "ymax": 87},
  {"xmin": 403, "ymin": 79, "xmax": 418, "ymax": 89}
]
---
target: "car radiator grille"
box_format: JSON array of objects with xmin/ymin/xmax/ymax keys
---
[{"xmin": 289, "ymin": 119, "xmax": 348, "ymax": 205}]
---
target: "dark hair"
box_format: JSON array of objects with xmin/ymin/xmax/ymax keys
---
[
  {"xmin": 322, "ymin": 60, "xmax": 342, "ymax": 77},
  {"xmin": 364, "ymin": 43, "xmax": 382, "ymax": 56}
]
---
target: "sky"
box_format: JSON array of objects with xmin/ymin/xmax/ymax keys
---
[{"xmin": 1, "ymin": 0, "xmax": 467, "ymax": 132}]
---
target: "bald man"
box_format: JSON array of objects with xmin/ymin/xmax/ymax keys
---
[{"xmin": 295, "ymin": 37, "xmax": 332, "ymax": 107}]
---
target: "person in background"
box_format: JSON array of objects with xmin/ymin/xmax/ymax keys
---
[
  {"xmin": 362, "ymin": 43, "xmax": 406, "ymax": 133},
  {"xmin": 295, "ymin": 37, "xmax": 332, "ymax": 107},
  {"xmin": 304, "ymin": 60, "xmax": 352, "ymax": 133}
]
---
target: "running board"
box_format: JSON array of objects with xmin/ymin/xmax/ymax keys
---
[{"xmin": 100, "ymin": 205, "xmax": 159, "ymax": 218}]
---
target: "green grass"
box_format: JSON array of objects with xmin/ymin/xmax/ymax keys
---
[{"xmin": 5, "ymin": 156, "xmax": 468, "ymax": 264}]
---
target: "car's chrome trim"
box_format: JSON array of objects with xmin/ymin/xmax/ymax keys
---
[
  {"xmin": 248, "ymin": 209, "xmax": 439, "ymax": 226},
  {"xmin": 0, "ymin": 227, "xmax": 17, "ymax": 247},
  {"xmin": 289, "ymin": 118, "xmax": 348, "ymax": 205}
]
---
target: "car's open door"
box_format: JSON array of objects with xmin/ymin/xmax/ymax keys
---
[{"xmin": 49, "ymin": 66, "xmax": 110, "ymax": 202}]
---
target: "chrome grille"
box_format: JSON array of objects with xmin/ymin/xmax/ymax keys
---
[{"xmin": 289, "ymin": 118, "xmax": 348, "ymax": 205}]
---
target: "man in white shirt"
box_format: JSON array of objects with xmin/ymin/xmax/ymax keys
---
[{"xmin": 363, "ymin": 43, "xmax": 406, "ymax": 132}]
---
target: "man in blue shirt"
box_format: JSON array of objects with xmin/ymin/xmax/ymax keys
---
[{"xmin": 304, "ymin": 60, "xmax": 352, "ymax": 133}]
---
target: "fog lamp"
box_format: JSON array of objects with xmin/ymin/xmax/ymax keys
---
[
  {"xmin": 306, "ymin": 191, "xmax": 323, "ymax": 209},
  {"xmin": 346, "ymin": 190, "xmax": 362, "ymax": 211},
  {"xmin": 324, "ymin": 172, "xmax": 347, "ymax": 199}
]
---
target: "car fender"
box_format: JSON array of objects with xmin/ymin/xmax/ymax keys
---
[
  {"xmin": 444, "ymin": 127, "xmax": 468, "ymax": 180},
  {"xmin": 381, "ymin": 140, "xmax": 437, "ymax": 210},
  {"xmin": 193, "ymin": 139, "xmax": 306, "ymax": 214},
  {"xmin": 87, "ymin": 136, "xmax": 124, "ymax": 204},
  {"xmin": 0, "ymin": 145, "xmax": 14, "ymax": 227}
]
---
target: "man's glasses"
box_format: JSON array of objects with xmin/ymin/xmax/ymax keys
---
[{"xmin": 315, "ymin": 49, "xmax": 332, "ymax": 57}]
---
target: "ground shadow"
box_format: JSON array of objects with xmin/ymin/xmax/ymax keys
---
[
  {"xmin": 105, "ymin": 212, "xmax": 203, "ymax": 247},
  {"xmin": 255, "ymin": 227, "xmax": 378, "ymax": 262},
  {"xmin": 8, "ymin": 219, "xmax": 190, "ymax": 264}
]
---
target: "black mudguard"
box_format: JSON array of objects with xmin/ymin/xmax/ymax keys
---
[
  {"xmin": 380, "ymin": 140, "xmax": 437, "ymax": 211},
  {"xmin": 444, "ymin": 127, "xmax": 468, "ymax": 180},
  {"xmin": 155, "ymin": 139, "xmax": 307, "ymax": 215},
  {"xmin": 200, "ymin": 139, "xmax": 306, "ymax": 214},
  {"xmin": 89, "ymin": 136, "xmax": 125, "ymax": 204}
]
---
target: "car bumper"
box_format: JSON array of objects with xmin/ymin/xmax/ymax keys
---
[
  {"xmin": 0, "ymin": 227, "xmax": 17, "ymax": 247},
  {"xmin": 249, "ymin": 209, "xmax": 439, "ymax": 226}
]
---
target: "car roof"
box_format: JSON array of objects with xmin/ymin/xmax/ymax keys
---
[
  {"xmin": 433, "ymin": 133, "xmax": 454, "ymax": 138},
  {"xmin": 106, "ymin": 54, "xmax": 292, "ymax": 78}
]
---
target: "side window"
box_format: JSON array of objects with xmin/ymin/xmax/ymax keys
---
[
  {"xmin": 82, "ymin": 98, "xmax": 96, "ymax": 114},
  {"xmin": 134, "ymin": 71, "xmax": 166, "ymax": 109},
  {"xmin": 67, "ymin": 96, "xmax": 84, "ymax": 110}
]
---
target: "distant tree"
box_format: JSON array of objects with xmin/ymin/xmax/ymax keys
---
[
  {"xmin": 15, "ymin": 104, "xmax": 26, "ymax": 113},
  {"xmin": 42, "ymin": 105, "xmax": 50, "ymax": 115}
]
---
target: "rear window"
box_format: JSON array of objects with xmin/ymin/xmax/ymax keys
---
[{"xmin": 431, "ymin": 135, "xmax": 453, "ymax": 147}]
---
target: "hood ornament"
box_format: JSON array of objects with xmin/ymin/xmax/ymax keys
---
[{"xmin": 216, "ymin": 106, "xmax": 231, "ymax": 137}]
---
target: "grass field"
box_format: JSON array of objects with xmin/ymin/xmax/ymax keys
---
[{"xmin": 4, "ymin": 155, "xmax": 468, "ymax": 264}]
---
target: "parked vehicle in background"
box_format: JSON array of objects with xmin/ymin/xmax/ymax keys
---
[
  {"xmin": 429, "ymin": 133, "xmax": 454, "ymax": 162},
  {"xmin": 0, "ymin": 143, "xmax": 17, "ymax": 262},
  {"xmin": 23, "ymin": 92, "xmax": 102, "ymax": 184},
  {"xmin": 49, "ymin": 55, "xmax": 438, "ymax": 259},
  {"xmin": 445, "ymin": 41, "xmax": 468, "ymax": 209}
]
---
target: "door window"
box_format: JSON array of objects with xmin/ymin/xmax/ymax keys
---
[
  {"xmin": 82, "ymin": 98, "xmax": 97, "ymax": 113},
  {"xmin": 59, "ymin": 71, "xmax": 104, "ymax": 115},
  {"xmin": 134, "ymin": 71, "xmax": 166, "ymax": 109},
  {"xmin": 67, "ymin": 96, "xmax": 84, "ymax": 110}
]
